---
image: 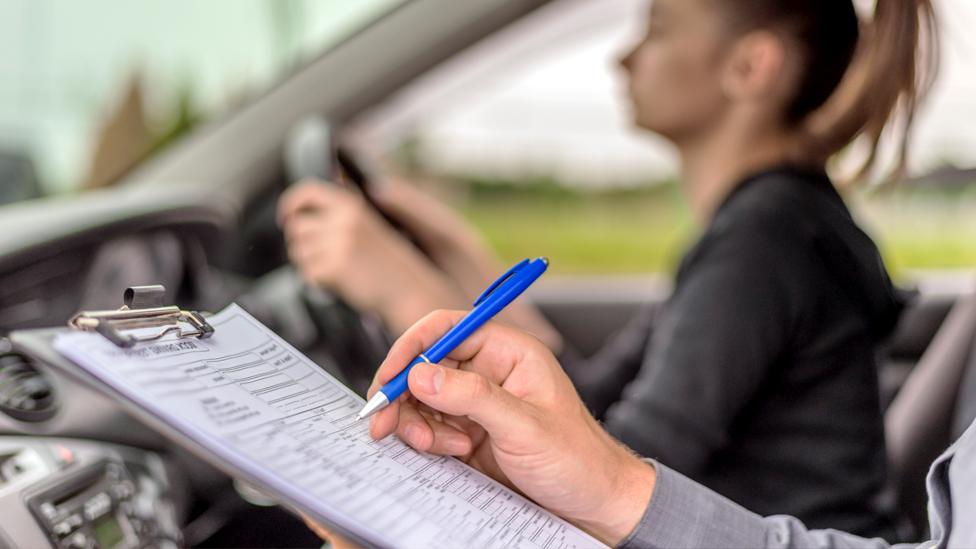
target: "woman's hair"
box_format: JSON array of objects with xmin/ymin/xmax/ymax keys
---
[{"xmin": 716, "ymin": 0, "xmax": 939, "ymax": 184}]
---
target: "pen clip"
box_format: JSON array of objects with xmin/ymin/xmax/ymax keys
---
[{"xmin": 473, "ymin": 259, "xmax": 530, "ymax": 307}]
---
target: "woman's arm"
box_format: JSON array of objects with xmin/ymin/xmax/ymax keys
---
[
  {"xmin": 278, "ymin": 179, "xmax": 563, "ymax": 350},
  {"xmin": 370, "ymin": 178, "xmax": 563, "ymax": 350},
  {"xmin": 600, "ymin": 226, "xmax": 795, "ymax": 475},
  {"xmin": 559, "ymin": 303, "xmax": 657, "ymax": 418}
]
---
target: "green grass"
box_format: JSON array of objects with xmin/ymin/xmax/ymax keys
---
[
  {"xmin": 858, "ymin": 194, "xmax": 976, "ymax": 277},
  {"xmin": 450, "ymin": 183, "xmax": 976, "ymax": 279},
  {"xmin": 461, "ymin": 199, "xmax": 693, "ymax": 275}
]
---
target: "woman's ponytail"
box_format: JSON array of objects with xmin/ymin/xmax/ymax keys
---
[{"xmin": 804, "ymin": 1, "xmax": 939, "ymax": 184}]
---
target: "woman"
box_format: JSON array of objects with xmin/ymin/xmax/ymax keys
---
[{"xmin": 279, "ymin": 0, "xmax": 938, "ymax": 537}]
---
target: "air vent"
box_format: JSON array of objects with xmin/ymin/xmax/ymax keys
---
[{"xmin": 0, "ymin": 352, "xmax": 57, "ymax": 422}]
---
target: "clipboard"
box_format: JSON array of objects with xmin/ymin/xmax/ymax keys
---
[
  {"xmin": 12, "ymin": 286, "xmax": 604, "ymax": 549},
  {"xmin": 9, "ymin": 286, "xmax": 376, "ymax": 548}
]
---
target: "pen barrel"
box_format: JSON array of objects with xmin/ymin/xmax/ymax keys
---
[
  {"xmin": 380, "ymin": 356, "xmax": 426, "ymax": 401},
  {"xmin": 378, "ymin": 298, "xmax": 517, "ymax": 403},
  {"xmin": 379, "ymin": 257, "xmax": 548, "ymax": 404},
  {"xmin": 425, "ymin": 262, "xmax": 546, "ymax": 363}
]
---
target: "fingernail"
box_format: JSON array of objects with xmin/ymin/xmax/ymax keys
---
[
  {"xmin": 412, "ymin": 364, "xmax": 444, "ymax": 395},
  {"xmin": 432, "ymin": 367, "xmax": 444, "ymax": 393}
]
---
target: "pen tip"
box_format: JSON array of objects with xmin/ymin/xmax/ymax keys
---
[{"xmin": 357, "ymin": 393, "xmax": 389, "ymax": 422}]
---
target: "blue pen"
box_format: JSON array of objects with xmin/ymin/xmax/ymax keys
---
[{"xmin": 356, "ymin": 257, "xmax": 549, "ymax": 420}]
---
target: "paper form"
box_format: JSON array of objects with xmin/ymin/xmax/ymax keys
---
[{"xmin": 54, "ymin": 304, "xmax": 606, "ymax": 549}]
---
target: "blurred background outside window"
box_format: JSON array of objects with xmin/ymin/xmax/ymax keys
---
[
  {"xmin": 1, "ymin": 0, "xmax": 974, "ymax": 281},
  {"xmin": 0, "ymin": 0, "xmax": 403, "ymax": 194}
]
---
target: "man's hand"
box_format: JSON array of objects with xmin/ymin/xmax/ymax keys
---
[
  {"xmin": 367, "ymin": 310, "xmax": 656, "ymax": 546},
  {"xmin": 302, "ymin": 515, "xmax": 362, "ymax": 549}
]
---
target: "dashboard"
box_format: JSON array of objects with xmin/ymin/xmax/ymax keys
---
[
  {"xmin": 0, "ymin": 437, "xmax": 181, "ymax": 549},
  {"xmin": 0, "ymin": 205, "xmax": 241, "ymax": 548}
]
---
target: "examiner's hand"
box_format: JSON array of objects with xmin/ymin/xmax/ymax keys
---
[
  {"xmin": 302, "ymin": 515, "xmax": 362, "ymax": 549},
  {"xmin": 277, "ymin": 181, "xmax": 466, "ymax": 334},
  {"xmin": 367, "ymin": 310, "xmax": 655, "ymax": 546}
]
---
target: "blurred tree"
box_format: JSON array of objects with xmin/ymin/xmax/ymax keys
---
[{"xmin": 82, "ymin": 75, "xmax": 151, "ymax": 189}]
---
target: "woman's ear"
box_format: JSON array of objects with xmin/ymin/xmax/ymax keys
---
[{"xmin": 720, "ymin": 31, "xmax": 791, "ymax": 104}]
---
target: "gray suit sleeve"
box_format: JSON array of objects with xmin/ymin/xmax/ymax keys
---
[{"xmin": 619, "ymin": 461, "xmax": 928, "ymax": 549}]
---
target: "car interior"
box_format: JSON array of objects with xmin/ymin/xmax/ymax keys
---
[{"xmin": 0, "ymin": 0, "xmax": 973, "ymax": 547}]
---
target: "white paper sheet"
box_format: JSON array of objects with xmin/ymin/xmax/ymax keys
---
[{"xmin": 54, "ymin": 304, "xmax": 606, "ymax": 548}]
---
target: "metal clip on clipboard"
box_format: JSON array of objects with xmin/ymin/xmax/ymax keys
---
[{"xmin": 68, "ymin": 285, "xmax": 215, "ymax": 348}]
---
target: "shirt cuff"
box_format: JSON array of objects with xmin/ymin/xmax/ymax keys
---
[{"xmin": 618, "ymin": 460, "xmax": 768, "ymax": 549}]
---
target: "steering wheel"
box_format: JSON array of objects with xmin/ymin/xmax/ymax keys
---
[
  {"xmin": 299, "ymin": 282, "xmax": 392, "ymax": 394},
  {"xmin": 238, "ymin": 123, "xmax": 402, "ymax": 395}
]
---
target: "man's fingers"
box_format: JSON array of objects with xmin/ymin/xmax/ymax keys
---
[
  {"xmin": 395, "ymin": 403, "xmax": 435, "ymax": 451},
  {"xmin": 418, "ymin": 409, "xmax": 473, "ymax": 456},
  {"xmin": 300, "ymin": 516, "xmax": 363, "ymax": 549},
  {"xmin": 369, "ymin": 400, "xmax": 471, "ymax": 456},
  {"xmin": 396, "ymin": 405, "xmax": 472, "ymax": 456},
  {"xmin": 301, "ymin": 516, "xmax": 333, "ymax": 542},
  {"xmin": 365, "ymin": 356, "xmax": 458, "ymax": 402},
  {"xmin": 368, "ymin": 397, "xmax": 401, "ymax": 440},
  {"xmin": 371, "ymin": 312, "xmax": 535, "ymax": 406},
  {"xmin": 371, "ymin": 310, "xmax": 469, "ymax": 387},
  {"xmin": 407, "ymin": 362, "xmax": 535, "ymax": 441}
]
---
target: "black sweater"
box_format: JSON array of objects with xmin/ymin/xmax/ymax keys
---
[{"xmin": 562, "ymin": 167, "xmax": 903, "ymax": 537}]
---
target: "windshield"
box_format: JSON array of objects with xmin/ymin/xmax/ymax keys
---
[{"xmin": 0, "ymin": 0, "xmax": 404, "ymax": 201}]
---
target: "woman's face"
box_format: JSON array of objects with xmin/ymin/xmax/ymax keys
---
[{"xmin": 619, "ymin": 0, "xmax": 732, "ymax": 142}]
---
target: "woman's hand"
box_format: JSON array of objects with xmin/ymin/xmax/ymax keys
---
[
  {"xmin": 367, "ymin": 310, "xmax": 655, "ymax": 546},
  {"xmin": 278, "ymin": 181, "xmax": 467, "ymax": 334},
  {"xmin": 279, "ymin": 178, "xmax": 561, "ymax": 349}
]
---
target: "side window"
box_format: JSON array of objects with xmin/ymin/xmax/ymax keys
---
[
  {"xmin": 0, "ymin": 0, "xmax": 404, "ymax": 199},
  {"xmin": 354, "ymin": 0, "xmax": 975, "ymax": 281},
  {"xmin": 353, "ymin": 0, "xmax": 691, "ymax": 277}
]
